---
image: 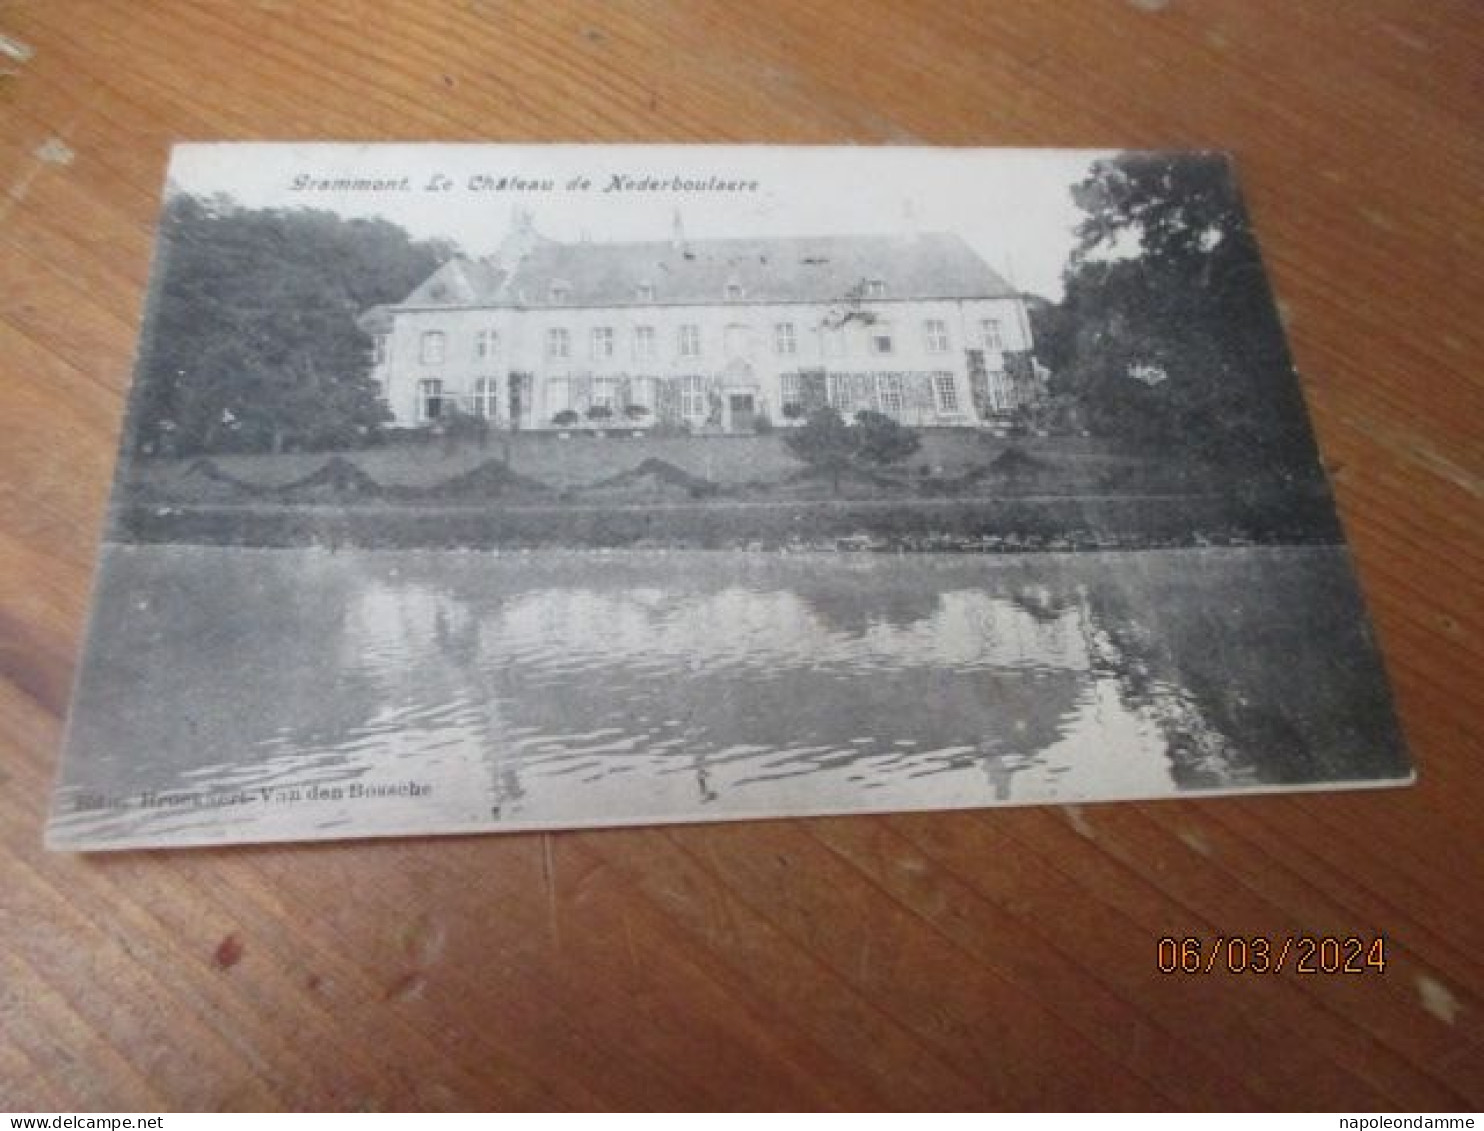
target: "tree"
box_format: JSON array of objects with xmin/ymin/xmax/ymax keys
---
[
  {"xmin": 1052, "ymin": 153, "xmax": 1324, "ymax": 478},
  {"xmin": 1023, "ymin": 293, "xmax": 1075, "ymax": 379},
  {"xmin": 438, "ymin": 401, "xmax": 490, "ymax": 454},
  {"xmin": 783, "ymin": 406, "xmax": 921, "ymax": 493},
  {"xmin": 784, "ymin": 407, "xmax": 857, "ymax": 493},
  {"xmin": 127, "ymin": 194, "xmax": 455, "ymax": 455},
  {"xmin": 852, "ymin": 410, "xmax": 921, "ymax": 468}
]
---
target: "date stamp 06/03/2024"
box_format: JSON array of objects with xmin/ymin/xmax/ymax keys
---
[{"xmin": 1157, "ymin": 936, "xmax": 1389, "ymax": 976}]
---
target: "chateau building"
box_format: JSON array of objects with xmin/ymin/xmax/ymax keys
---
[{"xmin": 362, "ymin": 214, "xmax": 1042, "ymax": 433}]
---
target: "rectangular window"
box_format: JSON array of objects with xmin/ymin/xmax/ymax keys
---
[
  {"xmin": 633, "ymin": 325, "xmax": 656, "ymax": 360},
  {"xmin": 474, "ymin": 329, "xmax": 499, "ymax": 359},
  {"xmin": 636, "ymin": 283, "xmax": 655, "ymax": 302},
  {"xmin": 876, "ymin": 374, "xmax": 904, "ymax": 417},
  {"xmin": 591, "ymin": 326, "xmax": 615, "ymax": 360},
  {"xmin": 725, "ymin": 282, "xmax": 744, "ymax": 301},
  {"xmin": 981, "ymin": 318, "xmax": 1004, "ymax": 350},
  {"xmin": 924, "ymin": 320, "xmax": 950, "ymax": 354},
  {"xmin": 774, "ymin": 322, "xmax": 797, "ymax": 355},
  {"xmin": 988, "ymin": 370, "xmax": 1008, "ymax": 413},
  {"xmin": 780, "ymin": 373, "xmax": 802, "ymax": 413},
  {"xmin": 472, "ymin": 377, "xmax": 499, "ymax": 419},
  {"xmin": 678, "ymin": 324, "xmax": 701, "ymax": 357},
  {"xmin": 679, "ymin": 376, "xmax": 707, "ymax": 418},
  {"xmin": 828, "ymin": 373, "xmax": 853, "ymax": 413},
  {"xmin": 865, "ymin": 279, "xmax": 886, "ymax": 298},
  {"xmin": 547, "ymin": 328, "xmax": 570, "ymax": 359},
  {"xmin": 550, "ymin": 283, "xmax": 570, "ymax": 303},
  {"xmin": 869, "ymin": 324, "xmax": 894, "ymax": 355},
  {"xmin": 372, "ymin": 334, "xmax": 389, "ymax": 365},
  {"xmin": 933, "ymin": 373, "xmax": 960, "ymax": 414},
  {"xmin": 420, "ymin": 330, "xmax": 445, "ymax": 365},
  {"xmin": 629, "ymin": 375, "xmax": 656, "ymax": 413},
  {"xmin": 547, "ymin": 378, "xmax": 571, "ymax": 414},
  {"xmin": 592, "ymin": 377, "xmax": 621, "ymax": 411},
  {"xmin": 417, "ymin": 378, "xmax": 443, "ymax": 422}
]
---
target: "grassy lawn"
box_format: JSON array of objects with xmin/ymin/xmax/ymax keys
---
[
  {"xmin": 115, "ymin": 431, "xmax": 1344, "ymax": 550},
  {"xmin": 127, "ymin": 430, "xmax": 1147, "ymax": 494}
]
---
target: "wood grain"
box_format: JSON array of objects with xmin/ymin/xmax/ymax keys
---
[{"xmin": 2, "ymin": 0, "xmax": 1482, "ymax": 1111}]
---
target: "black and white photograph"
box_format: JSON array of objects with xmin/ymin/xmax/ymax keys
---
[{"xmin": 47, "ymin": 143, "xmax": 1412, "ymax": 851}]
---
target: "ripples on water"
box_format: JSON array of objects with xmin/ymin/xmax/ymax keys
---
[{"xmin": 49, "ymin": 544, "xmax": 1409, "ymax": 848}]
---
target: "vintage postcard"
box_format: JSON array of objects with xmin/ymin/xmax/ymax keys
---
[{"xmin": 47, "ymin": 143, "xmax": 1411, "ymax": 850}]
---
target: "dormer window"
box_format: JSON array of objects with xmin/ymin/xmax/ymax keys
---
[
  {"xmin": 865, "ymin": 279, "xmax": 886, "ymax": 298},
  {"xmin": 549, "ymin": 281, "xmax": 571, "ymax": 304},
  {"xmin": 725, "ymin": 281, "xmax": 744, "ymax": 301},
  {"xmin": 636, "ymin": 282, "xmax": 655, "ymax": 302}
]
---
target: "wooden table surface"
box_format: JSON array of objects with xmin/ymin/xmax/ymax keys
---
[{"xmin": 3, "ymin": 0, "xmax": 1482, "ymax": 1111}]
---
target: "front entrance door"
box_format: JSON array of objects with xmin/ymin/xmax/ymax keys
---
[{"xmin": 728, "ymin": 393, "xmax": 756, "ymax": 433}]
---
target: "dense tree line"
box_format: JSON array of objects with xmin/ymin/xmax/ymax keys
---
[
  {"xmin": 128, "ymin": 194, "xmax": 454, "ymax": 455},
  {"xmin": 1032, "ymin": 152, "xmax": 1326, "ymax": 479}
]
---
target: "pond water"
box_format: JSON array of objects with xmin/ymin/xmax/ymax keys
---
[{"xmin": 49, "ymin": 543, "xmax": 1410, "ymax": 848}]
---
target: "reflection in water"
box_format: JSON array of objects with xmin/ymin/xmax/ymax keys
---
[{"xmin": 50, "ymin": 545, "xmax": 1409, "ymax": 848}]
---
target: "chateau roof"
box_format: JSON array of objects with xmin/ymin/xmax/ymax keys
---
[
  {"xmin": 390, "ymin": 231, "xmax": 1015, "ymax": 310},
  {"xmin": 400, "ymin": 257, "xmax": 510, "ymax": 307}
]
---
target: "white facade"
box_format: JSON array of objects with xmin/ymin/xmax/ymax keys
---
[{"xmin": 367, "ymin": 232, "xmax": 1041, "ymax": 433}]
